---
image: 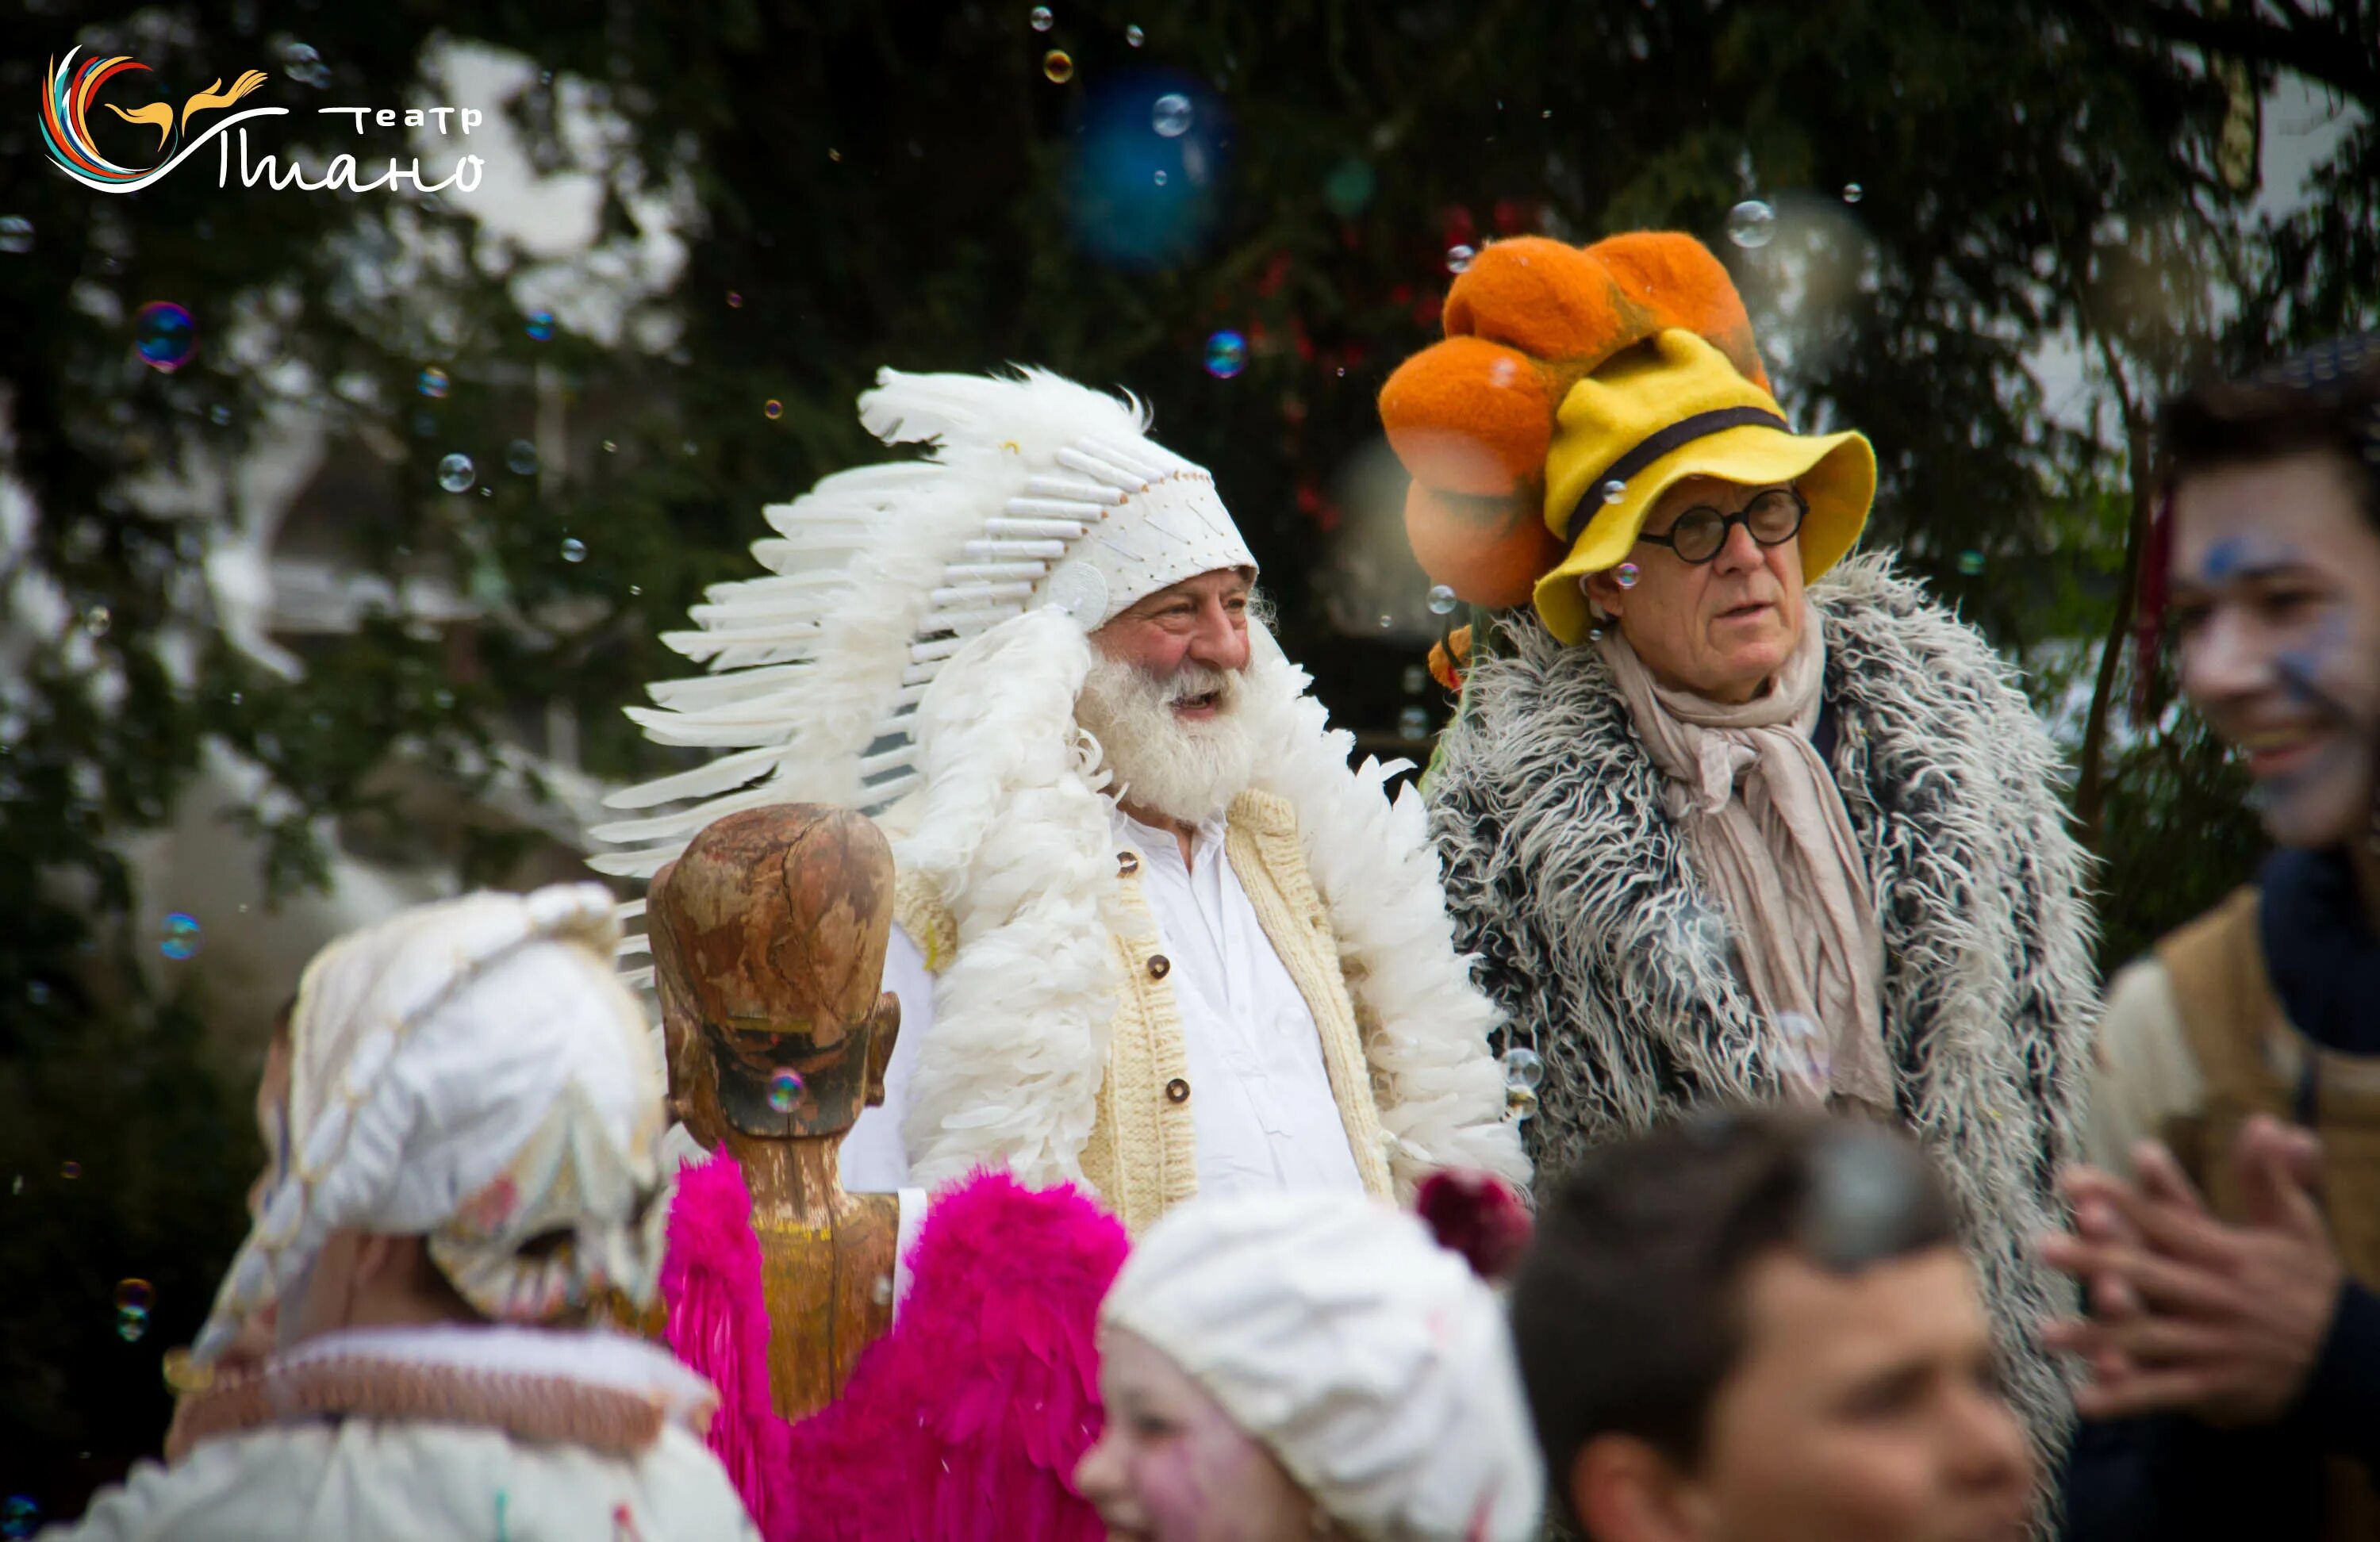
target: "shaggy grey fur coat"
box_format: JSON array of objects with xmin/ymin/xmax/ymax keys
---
[{"xmin": 1428, "ymin": 554, "xmax": 2096, "ymax": 1454}]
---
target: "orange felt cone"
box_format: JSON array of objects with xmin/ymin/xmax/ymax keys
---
[
  {"xmin": 1403, "ymin": 483, "xmax": 1565, "ymax": 611},
  {"xmin": 1379, "ymin": 336, "xmax": 1552, "ymax": 497}
]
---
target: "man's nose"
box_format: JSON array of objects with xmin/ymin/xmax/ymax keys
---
[
  {"xmin": 1944, "ymin": 1384, "xmax": 2034, "ymax": 1496},
  {"xmin": 1185, "ymin": 599, "xmax": 1250, "ymax": 671},
  {"xmin": 1071, "ymin": 1431, "xmax": 1119, "ymax": 1503},
  {"xmin": 1711, "ymin": 516, "xmax": 1764, "ymax": 573},
  {"xmin": 2182, "ymin": 610, "xmax": 2274, "ymax": 705}
]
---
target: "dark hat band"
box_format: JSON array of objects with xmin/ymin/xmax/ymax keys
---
[{"xmin": 1563, "ymin": 406, "xmax": 1791, "ymax": 544}]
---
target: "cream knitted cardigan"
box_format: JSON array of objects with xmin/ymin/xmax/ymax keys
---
[{"xmin": 897, "ymin": 789, "xmax": 1395, "ymax": 1235}]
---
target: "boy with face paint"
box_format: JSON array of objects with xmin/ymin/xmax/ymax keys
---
[{"xmin": 2053, "ymin": 336, "xmax": 2380, "ymax": 1540}]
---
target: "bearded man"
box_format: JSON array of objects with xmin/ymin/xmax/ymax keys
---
[{"xmin": 595, "ymin": 368, "xmax": 1525, "ymax": 1233}]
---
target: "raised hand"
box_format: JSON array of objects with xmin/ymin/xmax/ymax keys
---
[{"xmin": 2038, "ymin": 1115, "xmax": 2342, "ymax": 1425}]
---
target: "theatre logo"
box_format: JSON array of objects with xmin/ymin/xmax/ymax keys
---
[{"xmin": 40, "ymin": 44, "xmax": 484, "ymax": 196}]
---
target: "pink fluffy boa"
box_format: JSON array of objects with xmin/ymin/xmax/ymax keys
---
[{"xmin": 661, "ymin": 1156, "xmax": 1127, "ymax": 1540}]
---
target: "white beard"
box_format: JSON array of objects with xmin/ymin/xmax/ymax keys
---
[{"xmin": 1073, "ymin": 654, "xmax": 1260, "ymax": 826}]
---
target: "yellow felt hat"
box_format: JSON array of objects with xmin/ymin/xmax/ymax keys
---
[{"xmin": 1534, "ymin": 329, "xmax": 1875, "ymax": 646}]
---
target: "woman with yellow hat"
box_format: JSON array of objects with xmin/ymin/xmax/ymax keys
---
[{"xmin": 1380, "ymin": 232, "xmax": 2098, "ymax": 1471}]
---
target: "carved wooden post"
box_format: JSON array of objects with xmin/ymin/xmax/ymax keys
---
[{"xmin": 650, "ymin": 804, "xmax": 904, "ymax": 1421}]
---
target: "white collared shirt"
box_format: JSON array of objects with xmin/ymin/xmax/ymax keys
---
[{"xmin": 842, "ymin": 802, "xmax": 1365, "ymax": 1200}]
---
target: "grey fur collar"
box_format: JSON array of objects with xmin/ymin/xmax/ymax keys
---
[{"xmin": 1427, "ymin": 552, "xmax": 2098, "ymax": 1458}]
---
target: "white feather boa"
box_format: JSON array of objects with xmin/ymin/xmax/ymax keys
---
[{"xmin": 890, "ymin": 608, "xmax": 1527, "ymax": 1198}]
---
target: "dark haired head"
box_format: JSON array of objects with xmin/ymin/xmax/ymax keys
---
[
  {"xmin": 1507, "ymin": 1110, "xmax": 1958, "ymax": 1524},
  {"xmin": 2159, "ymin": 333, "xmax": 2380, "ymax": 520},
  {"xmin": 2133, "ymin": 334, "xmax": 2380, "ymax": 715}
]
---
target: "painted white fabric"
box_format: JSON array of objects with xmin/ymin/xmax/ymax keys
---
[
  {"xmin": 1041, "ymin": 448, "xmax": 1257, "ymax": 627},
  {"xmin": 843, "ymin": 803, "xmax": 1366, "ymax": 1199},
  {"xmin": 42, "ymin": 1326, "xmax": 754, "ymax": 1542},
  {"xmin": 1102, "ymin": 1192, "xmax": 1544, "ymax": 1542}
]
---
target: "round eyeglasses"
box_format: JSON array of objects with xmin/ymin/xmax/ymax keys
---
[{"xmin": 1637, "ymin": 486, "xmax": 1807, "ymax": 565}]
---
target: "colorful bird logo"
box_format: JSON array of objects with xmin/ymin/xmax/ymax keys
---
[{"xmin": 40, "ymin": 45, "xmax": 282, "ymax": 194}]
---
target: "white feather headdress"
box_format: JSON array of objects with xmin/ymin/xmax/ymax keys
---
[{"xmin": 589, "ymin": 367, "xmax": 1255, "ymax": 976}]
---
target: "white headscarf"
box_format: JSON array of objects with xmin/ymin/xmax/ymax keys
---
[
  {"xmin": 1100, "ymin": 1191, "xmax": 1545, "ymax": 1542},
  {"xmin": 194, "ymin": 884, "xmax": 670, "ymax": 1364}
]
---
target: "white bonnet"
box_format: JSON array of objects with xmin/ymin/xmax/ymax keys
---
[
  {"xmin": 194, "ymin": 884, "xmax": 668, "ymax": 1363},
  {"xmin": 1100, "ymin": 1191, "xmax": 1544, "ymax": 1542}
]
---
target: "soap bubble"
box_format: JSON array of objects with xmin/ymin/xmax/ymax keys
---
[
  {"xmin": 1042, "ymin": 49, "xmax": 1074, "ymax": 82},
  {"xmin": 763, "ymin": 399, "xmax": 784, "ymax": 420},
  {"xmin": 0, "ymin": 217, "xmax": 32, "ymax": 255},
  {"xmin": 159, "ymin": 913, "xmax": 202, "ymax": 961},
  {"xmin": 1151, "ymin": 93, "xmax": 1192, "ymax": 136},
  {"xmin": 524, "ymin": 309, "xmax": 555, "ymax": 340},
  {"xmin": 725, "ymin": 290, "xmax": 743, "ymax": 309},
  {"xmin": 1956, "ymin": 549, "xmax": 1986, "ymax": 576},
  {"xmin": 1445, "ymin": 244, "xmax": 1476, "ymax": 274},
  {"xmin": 1726, "ymin": 199, "xmax": 1776, "ymax": 249},
  {"xmin": 114, "ymin": 1279, "xmax": 154, "ymax": 1312},
  {"xmin": 416, "ymin": 366, "xmax": 450, "ymax": 398},
  {"xmin": 1615, "ymin": 562, "xmax": 1640, "ymax": 590},
  {"xmin": 505, "ymin": 439, "xmax": 539, "ymax": 476},
  {"xmin": 559, "ymin": 538, "xmax": 586, "ymax": 563},
  {"xmin": 209, "ymin": 403, "xmax": 232, "ymax": 425},
  {"xmin": 1153, "ymin": 170, "xmax": 1167, "ymax": 186},
  {"xmin": 1203, "ymin": 330, "xmax": 1247, "ymax": 378},
  {"xmin": 60, "ymin": 1161, "xmax": 80, "ymax": 1179},
  {"xmin": 768, "ymin": 1069, "xmax": 804, "ymax": 1112},
  {"xmin": 116, "ymin": 1306, "xmax": 148, "ymax": 1342},
  {"xmin": 1125, "ymin": 23, "xmax": 1144, "ymax": 45},
  {"xmin": 1842, "ymin": 182, "xmax": 1864, "ymax": 204},
  {"xmin": 1501, "ymin": 1044, "xmax": 1545, "ymax": 1091},
  {"xmin": 278, "ymin": 40, "xmax": 332, "ymax": 88},
  {"xmin": 1397, "ymin": 705, "xmax": 1430, "ymax": 741},
  {"xmin": 1601, "ymin": 479, "xmax": 1627, "ymax": 504},
  {"xmin": 3, "ymin": 1495, "xmax": 37, "ymax": 1539},
  {"xmin": 1322, "ymin": 159, "xmax": 1376, "ymax": 219},
  {"xmin": 1505, "ymin": 1085, "xmax": 1539, "ymax": 1120},
  {"xmin": 1426, "ymin": 584, "xmax": 1458, "ymax": 616},
  {"xmin": 436, "ymin": 453, "xmax": 476, "ymax": 493},
  {"xmin": 1031, "ymin": 5, "xmax": 1054, "ymax": 29},
  {"xmin": 83, "ymin": 605, "xmax": 111, "ymax": 638},
  {"xmin": 162, "ymin": 1348, "xmax": 213, "ymax": 1395},
  {"xmin": 133, "ymin": 301, "xmax": 197, "ymax": 372}
]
